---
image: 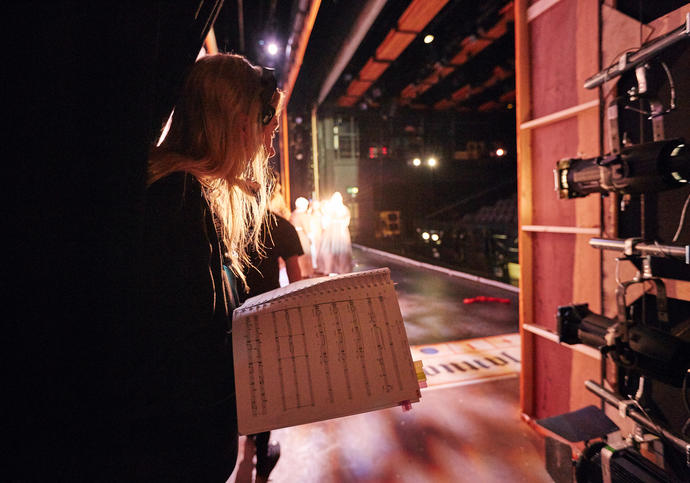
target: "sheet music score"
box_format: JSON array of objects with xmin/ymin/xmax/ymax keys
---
[{"xmin": 233, "ymin": 268, "xmax": 421, "ymax": 435}]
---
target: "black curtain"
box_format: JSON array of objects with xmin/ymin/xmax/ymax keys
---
[{"xmin": 7, "ymin": 1, "xmax": 223, "ymax": 479}]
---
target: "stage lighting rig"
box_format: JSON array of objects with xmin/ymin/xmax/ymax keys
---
[
  {"xmin": 556, "ymin": 14, "xmax": 690, "ymax": 202},
  {"xmin": 554, "ymin": 138, "xmax": 689, "ymax": 199},
  {"xmin": 542, "ymin": 18, "xmax": 690, "ymax": 480},
  {"xmin": 547, "ymin": 237, "xmax": 690, "ymax": 482}
]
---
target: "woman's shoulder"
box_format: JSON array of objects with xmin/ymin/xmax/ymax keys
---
[
  {"xmin": 146, "ymin": 171, "xmax": 205, "ymax": 219},
  {"xmin": 148, "ymin": 171, "xmax": 200, "ymax": 195}
]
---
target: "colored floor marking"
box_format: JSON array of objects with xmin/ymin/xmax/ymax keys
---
[{"xmin": 410, "ymin": 333, "xmax": 520, "ymax": 389}]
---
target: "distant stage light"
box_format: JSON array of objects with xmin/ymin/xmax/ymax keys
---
[
  {"xmin": 431, "ymin": 233, "xmax": 440, "ymax": 242},
  {"xmin": 423, "ymin": 34, "xmax": 434, "ymax": 44},
  {"xmin": 422, "ymin": 232, "xmax": 430, "ymax": 240},
  {"xmin": 413, "ymin": 158, "xmax": 422, "ymax": 166},
  {"xmin": 266, "ymin": 42, "xmax": 279, "ymax": 56},
  {"xmin": 427, "ymin": 157, "xmax": 437, "ymax": 167},
  {"xmin": 496, "ymin": 148, "xmax": 506, "ymax": 157}
]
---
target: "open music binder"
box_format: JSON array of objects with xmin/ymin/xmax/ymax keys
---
[{"xmin": 232, "ymin": 268, "xmax": 422, "ymax": 435}]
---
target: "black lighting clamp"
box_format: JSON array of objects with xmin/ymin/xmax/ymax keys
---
[{"xmin": 583, "ymin": 13, "xmax": 690, "ymax": 91}]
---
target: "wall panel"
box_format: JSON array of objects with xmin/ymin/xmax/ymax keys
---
[
  {"xmin": 518, "ymin": 0, "xmax": 690, "ymax": 429},
  {"xmin": 528, "ymin": 0, "xmax": 578, "ymax": 119},
  {"xmin": 531, "ymin": 232, "xmax": 575, "ymax": 331},
  {"xmin": 530, "ymin": 118, "xmax": 578, "ymax": 227},
  {"xmin": 532, "ymin": 337, "xmax": 572, "ymax": 418}
]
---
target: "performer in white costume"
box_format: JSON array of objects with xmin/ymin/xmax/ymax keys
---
[
  {"xmin": 290, "ymin": 197, "xmax": 314, "ymax": 278},
  {"xmin": 308, "ymin": 199, "xmax": 324, "ymax": 272},
  {"xmin": 317, "ymin": 192, "xmax": 353, "ymax": 275}
]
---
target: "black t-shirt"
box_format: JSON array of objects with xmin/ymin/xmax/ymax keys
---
[
  {"xmin": 134, "ymin": 172, "xmax": 239, "ymax": 479},
  {"xmin": 242, "ymin": 212, "xmax": 303, "ymax": 301}
]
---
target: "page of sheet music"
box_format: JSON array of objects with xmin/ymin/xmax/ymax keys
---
[{"xmin": 233, "ymin": 268, "xmax": 421, "ymax": 435}]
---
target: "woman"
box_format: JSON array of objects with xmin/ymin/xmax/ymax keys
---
[{"xmin": 134, "ymin": 53, "xmax": 282, "ymax": 481}]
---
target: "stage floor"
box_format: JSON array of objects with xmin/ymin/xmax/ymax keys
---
[{"xmin": 229, "ymin": 246, "xmax": 548, "ymax": 482}]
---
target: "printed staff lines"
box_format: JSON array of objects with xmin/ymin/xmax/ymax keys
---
[
  {"xmin": 276, "ymin": 293, "xmax": 391, "ymax": 311},
  {"xmin": 245, "ymin": 315, "xmax": 268, "ymax": 416},
  {"xmin": 263, "ymin": 295, "xmax": 405, "ymax": 403},
  {"xmin": 376, "ymin": 296, "xmax": 405, "ymax": 392},
  {"xmin": 272, "ymin": 308, "xmax": 315, "ymax": 411},
  {"xmin": 348, "ymin": 300, "xmax": 371, "ymax": 397},
  {"xmin": 314, "ymin": 303, "xmax": 335, "ymax": 403},
  {"xmin": 331, "ymin": 301, "xmax": 354, "ymax": 400},
  {"xmin": 234, "ymin": 269, "xmax": 424, "ymax": 435},
  {"xmin": 366, "ymin": 297, "xmax": 391, "ymax": 393}
]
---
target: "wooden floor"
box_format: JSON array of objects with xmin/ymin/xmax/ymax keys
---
[{"xmin": 228, "ymin": 376, "xmax": 552, "ymax": 483}]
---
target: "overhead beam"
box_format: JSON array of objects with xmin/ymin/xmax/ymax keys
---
[
  {"xmin": 337, "ymin": 0, "xmax": 449, "ymax": 107},
  {"xmin": 281, "ymin": 0, "xmax": 322, "ymax": 205},
  {"xmin": 399, "ymin": 2, "xmax": 514, "ymax": 107},
  {"xmin": 317, "ymin": 0, "xmax": 387, "ymax": 105}
]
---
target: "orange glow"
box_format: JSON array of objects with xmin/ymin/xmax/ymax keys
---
[
  {"xmin": 399, "ymin": 65, "xmax": 454, "ymax": 101},
  {"xmin": 469, "ymin": 85, "xmax": 486, "ymax": 97},
  {"xmin": 400, "ymin": 84, "xmax": 418, "ymax": 99},
  {"xmin": 359, "ymin": 58, "xmax": 390, "ymax": 81},
  {"xmin": 280, "ymin": 109, "xmax": 290, "ymax": 204},
  {"xmin": 433, "ymin": 98, "xmax": 455, "ymax": 110},
  {"xmin": 484, "ymin": 66, "xmax": 511, "ymax": 88},
  {"xmin": 397, "ymin": 2, "xmax": 514, "ymax": 105},
  {"xmin": 279, "ymin": 0, "xmax": 320, "ymax": 201},
  {"xmin": 451, "ymin": 38, "xmax": 492, "ymax": 65},
  {"xmin": 340, "ymin": 0, "xmax": 452, "ymax": 107},
  {"xmin": 500, "ymin": 90, "xmax": 516, "ymax": 102},
  {"xmin": 451, "ymin": 85, "xmax": 471, "ymax": 102},
  {"xmin": 282, "ymin": 0, "xmax": 321, "ymax": 107},
  {"xmin": 337, "ymin": 96, "xmax": 358, "ymax": 107},
  {"xmin": 376, "ymin": 30, "xmax": 416, "ymax": 61},
  {"xmin": 478, "ymin": 100, "xmax": 500, "ymax": 112},
  {"xmin": 450, "ymin": 5, "xmax": 513, "ymax": 66},
  {"xmin": 438, "ymin": 65, "xmax": 455, "ymax": 77},
  {"xmin": 203, "ymin": 28, "xmax": 218, "ymax": 55},
  {"xmin": 398, "ymin": 0, "xmax": 449, "ymax": 32},
  {"xmin": 346, "ymin": 79, "xmax": 373, "ymax": 97}
]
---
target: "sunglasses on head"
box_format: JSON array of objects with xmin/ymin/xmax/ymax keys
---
[{"xmin": 259, "ymin": 67, "xmax": 277, "ymax": 125}]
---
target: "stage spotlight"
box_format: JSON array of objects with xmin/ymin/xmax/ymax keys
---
[
  {"xmin": 266, "ymin": 42, "xmax": 279, "ymax": 56},
  {"xmin": 424, "ymin": 34, "xmax": 434, "ymax": 44},
  {"xmin": 413, "ymin": 158, "xmax": 422, "ymax": 167},
  {"xmin": 554, "ymin": 139, "xmax": 689, "ymax": 199},
  {"xmin": 431, "ymin": 233, "xmax": 440, "ymax": 242},
  {"xmin": 496, "ymin": 148, "xmax": 506, "ymax": 157},
  {"xmin": 422, "ymin": 232, "xmax": 430, "ymax": 240},
  {"xmin": 427, "ymin": 157, "xmax": 437, "ymax": 167}
]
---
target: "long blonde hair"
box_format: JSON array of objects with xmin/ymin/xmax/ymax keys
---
[{"xmin": 148, "ymin": 53, "xmax": 283, "ymax": 283}]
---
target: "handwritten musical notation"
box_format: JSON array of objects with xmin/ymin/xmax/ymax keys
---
[{"xmin": 233, "ymin": 268, "xmax": 422, "ymax": 435}]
